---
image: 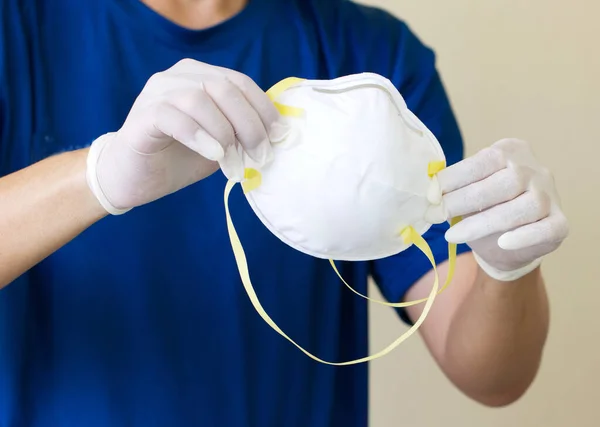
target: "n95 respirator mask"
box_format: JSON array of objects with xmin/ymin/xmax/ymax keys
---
[{"xmin": 224, "ymin": 73, "xmax": 461, "ymax": 366}]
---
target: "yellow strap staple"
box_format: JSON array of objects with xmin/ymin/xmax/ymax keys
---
[
  {"xmin": 241, "ymin": 168, "xmax": 262, "ymax": 194},
  {"xmin": 428, "ymin": 160, "xmax": 446, "ymax": 177}
]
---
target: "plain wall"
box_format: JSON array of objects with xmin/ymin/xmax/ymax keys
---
[{"xmin": 360, "ymin": 0, "xmax": 600, "ymax": 426}]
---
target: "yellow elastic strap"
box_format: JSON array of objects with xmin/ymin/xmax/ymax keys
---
[
  {"xmin": 266, "ymin": 77, "xmax": 306, "ymax": 118},
  {"xmin": 329, "ymin": 159, "xmax": 460, "ymax": 307},
  {"xmin": 329, "ymin": 216, "xmax": 461, "ymax": 308},
  {"xmin": 266, "ymin": 77, "xmax": 305, "ymax": 101},
  {"xmin": 225, "ymin": 179, "xmax": 443, "ymax": 366}
]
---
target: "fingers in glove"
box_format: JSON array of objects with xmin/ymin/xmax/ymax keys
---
[
  {"xmin": 203, "ymin": 77, "xmax": 274, "ymax": 165},
  {"xmin": 220, "ymin": 142, "xmax": 245, "ymax": 182},
  {"xmin": 498, "ymin": 212, "xmax": 569, "ymax": 251},
  {"xmin": 218, "ymin": 68, "xmax": 290, "ymax": 143},
  {"xmin": 159, "ymin": 59, "xmax": 288, "ymax": 161},
  {"xmin": 174, "ymin": 68, "xmax": 287, "ymax": 143},
  {"xmin": 144, "ymin": 103, "xmax": 225, "ymax": 162},
  {"xmin": 437, "ymin": 146, "xmax": 507, "ymax": 194},
  {"xmin": 168, "ymin": 87, "xmax": 244, "ymax": 180},
  {"xmin": 469, "ymin": 232, "xmax": 558, "ymax": 273},
  {"xmin": 445, "ymin": 189, "xmax": 551, "ymax": 244},
  {"xmin": 169, "ymin": 88, "xmax": 235, "ymax": 148},
  {"xmin": 443, "ymin": 167, "xmax": 529, "ymax": 218}
]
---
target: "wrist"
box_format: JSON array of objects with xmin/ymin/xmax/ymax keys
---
[
  {"xmin": 63, "ymin": 148, "xmax": 109, "ymax": 223},
  {"xmin": 473, "ymin": 251, "xmax": 543, "ymax": 283},
  {"xmin": 85, "ymin": 133, "xmax": 132, "ymax": 216}
]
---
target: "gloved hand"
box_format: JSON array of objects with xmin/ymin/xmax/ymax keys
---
[
  {"xmin": 435, "ymin": 138, "xmax": 569, "ymax": 281},
  {"xmin": 86, "ymin": 59, "xmax": 288, "ymax": 215}
]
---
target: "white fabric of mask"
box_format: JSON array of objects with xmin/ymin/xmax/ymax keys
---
[
  {"xmin": 244, "ymin": 73, "xmax": 448, "ymax": 262},
  {"xmin": 225, "ymin": 73, "xmax": 459, "ymax": 366}
]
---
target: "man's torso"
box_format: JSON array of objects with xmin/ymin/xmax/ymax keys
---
[{"xmin": 0, "ymin": 1, "xmax": 464, "ymax": 425}]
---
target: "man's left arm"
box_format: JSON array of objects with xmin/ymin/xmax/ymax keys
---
[{"xmin": 405, "ymin": 139, "xmax": 568, "ymax": 407}]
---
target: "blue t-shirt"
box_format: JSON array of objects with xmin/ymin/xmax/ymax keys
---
[{"xmin": 0, "ymin": 0, "xmax": 471, "ymax": 425}]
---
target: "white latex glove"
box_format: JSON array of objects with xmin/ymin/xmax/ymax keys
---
[
  {"xmin": 86, "ymin": 59, "xmax": 288, "ymax": 215},
  {"xmin": 434, "ymin": 138, "xmax": 569, "ymax": 281}
]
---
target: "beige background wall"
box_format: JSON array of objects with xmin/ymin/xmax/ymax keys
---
[{"xmin": 360, "ymin": 0, "xmax": 600, "ymax": 426}]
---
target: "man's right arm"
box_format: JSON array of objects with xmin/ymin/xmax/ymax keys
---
[
  {"xmin": 0, "ymin": 59, "xmax": 286, "ymax": 290},
  {"xmin": 0, "ymin": 148, "xmax": 107, "ymax": 289}
]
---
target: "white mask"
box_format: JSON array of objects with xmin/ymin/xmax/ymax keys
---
[{"xmin": 224, "ymin": 73, "xmax": 461, "ymax": 365}]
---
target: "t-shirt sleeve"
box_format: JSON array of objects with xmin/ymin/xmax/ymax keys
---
[
  {"xmin": 0, "ymin": 0, "xmax": 11, "ymax": 163},
  {"xmin": 0, "ymin": 3, "xmax": 5, "ymax": 150},
  {"xmin": 366, "ymin": 18, "xmax": 472, "ymax": 324}
]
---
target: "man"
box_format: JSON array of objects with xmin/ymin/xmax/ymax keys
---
[{"xmin": 0, "ymin": 0, "xmax": 568, "ymax": 425}]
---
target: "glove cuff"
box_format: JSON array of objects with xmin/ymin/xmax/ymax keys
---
[
  {"xmin": 472, "ymin": 252, "xmax": 543, "ymax": 282},
  {"xmin": 86, "ymin": 133, "xmax": 132, "ymax": 216}
]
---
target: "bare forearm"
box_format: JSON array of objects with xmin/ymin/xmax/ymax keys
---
[
  {"xmin": 407, "ymin": 138, "xmax": 565, "ymax": 406},
  {"xmin": 0, "ymin": 148, "xmax": 107, "ymax": 288},
  {"xmin": 443, "ymin": 267, "xmax": 550, "ymax": 406}
]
